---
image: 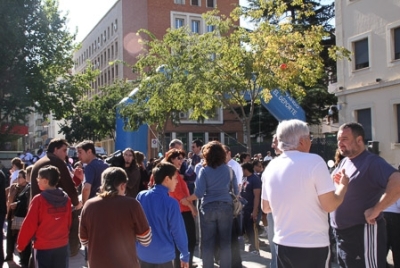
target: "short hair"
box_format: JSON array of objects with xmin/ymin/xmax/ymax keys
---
[
  {"xmin": 169, "ymin": 139, "xmax": 183, "ymax": 149},
  {"xmin": 192, "ymin": 139, "xmax": 204, "ymax": 148},
  {"xmin": 241, "ymin": 162, "xmax": 254, "ymax": 173},
  {"xmin": 47, "ymin": 138, "xmax": 69, "ymax": 154},
  {"xmin": 222, "ymin": 145, "xmax": 231, "ymax": 152},
  {"xmin": 38, "ymin": 165, "xmax": 60, "ymax": 187},
  {"xmin": 18, "ymin": 170, "xmax": 26, "ymax": 179},
  {"xmin": 99, "ymin": 167, "xmax": 128, "ymax": 198},
  {"xmin": 252, "ymin": 159, "xmax": 261, "ymax": 167},
  {"xmin": 134, "ymin": 151, "xmax": 145, "ymax": 165},
  {"xmin": 338, "ymin": 122, "xmax": 365, "ymax": 141},
  {"xmin": 152, "ymin": 162, "xmax": 177, "ymax": 185},
  {"xmin": 11, "ymin": 158, "xmax": 24, "ymax": 170},
  {"xmin": 76, "ymin": 140, "xmax": 95, "ymax": 155},
  {"xmin": 276, "ymin": 119, "xmax": 309, "ymax": 151},
  {"xmin": 202, "ymin": 141, "xmax": 226, "ymax": 168},
  {"xmin": 164, "ymin": 149, "xmax": 185, "ymax": 164},
  {"xmin": 239, "ymin": 152, "xmax": 250, "ymax": 163}
]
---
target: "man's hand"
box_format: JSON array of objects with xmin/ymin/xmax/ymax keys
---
[
  {"xmin": 180, "ymin": 261, "xmax": 189, "ymax": 268},
  {"xmin": 364, "ymin": 207, "xmax": 380, "ymax": 224},
  {"xmin": 180, "ymin": 198, "xmax": 190, "ymax": 206},
  {"xmin": 333, "ymin": 169, "xmax": 349, "ymax": 185},
  {"xmin": 251, "ymin": 211, "xmax": 258, "ymax": 221}
]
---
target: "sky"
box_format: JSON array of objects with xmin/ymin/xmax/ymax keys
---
[
  {"xmin": 58, "ymin": 0, "xmax": 118, "ymax": 42},
  {"xmin": 58, "ymin": 0, "xmax": 250, "ymax": 42}
]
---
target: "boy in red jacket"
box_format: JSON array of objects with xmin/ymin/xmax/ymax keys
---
[{"xmin": 17, "ymin": 165, "xmax": 71, "ymax": 268}]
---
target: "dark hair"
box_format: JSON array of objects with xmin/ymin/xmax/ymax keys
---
[
  {"xmin": 252, "ymin": 159, "xmax": 261, "ymax": 168},
  {"xmin": 339, "ymin": 122, "xmax": 365, "ymax": 141},
  {"xmin": 152, "ymin": 162, "xmax": 177, "ymax": 185},
  {"xmin": 134, "ymin": 151, "xmax": 145, "ymax": 165},
  {"xmin": 122, "ymin": 148, "xmax": 138, "ymax": 168},
  {"xmin": 241, "ymin": 162, "xmax": 254, "ymax": 173},
  {"xmin": 164, "ymin": 149, "xmax": 185, "ymax": 164},
  {"xmin": 11, "ymin": 157, "xmax": 24, "ymax": 170},
  {"xmin": 99, "ymin": 167, "xmax": 128, "ymax": 198},
  {"xmin": 47, "ymin": 138, "xmax": 69, "ymax": 154},
  {"xmin": 38, "ymin": 165, "xmax": 60, "ymax": 187},
  {"xmin": 76, "ymin": 140, "xmax": 95, "ymax": 155},
  {"xmin": 202, "ymin": 141, "xmax": 226, "ymax": 168},
  {"xmin": 18, "ymin": 169, "xmax": 27, "ymax": 179},
  {"xmin": 239, "ymin": 152, "xmax": 250, "ymax": 163},
  {"xmin": 192, "ymin": 139, "xmax": 204, "ymax": 148}
]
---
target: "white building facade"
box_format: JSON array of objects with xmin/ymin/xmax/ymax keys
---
[{"xmin": 331, "ymin": 0, "xmax": 400, "ymax": 166}]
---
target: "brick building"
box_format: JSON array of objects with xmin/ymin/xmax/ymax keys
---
[{"xmin": 73, "ymin": 0, "xmax": 242, "ymax": 157}]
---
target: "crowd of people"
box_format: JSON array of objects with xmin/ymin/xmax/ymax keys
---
[{"xmin": 0, "ymin": 119, "xmax": 399, "ymax": 268}]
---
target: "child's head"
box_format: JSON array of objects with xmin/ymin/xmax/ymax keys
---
[
  {"xmin": 37, "ymin": 165, "xmax": 60, "ymax": 190},
  {"xmin": 152, "ymin": 162, "xmax": 178, "ymax": 192},
  {"xmin": 99, "ymin": 167, "xmax": 128, "ymax": 198}
]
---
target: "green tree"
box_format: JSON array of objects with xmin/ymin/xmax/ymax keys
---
[
  {"xmin": 241, "ymin": 0, "xmax": 340, "ymax": 126},
  {"xmin": 59, "ymin": 80, "xmax": 135, "ymax": 143},
  {"xmin": 127, "ymin": 2, "xmax": 347, "ymax": 154},
  {"xmin": 0, "ymin": 0, "xmax": 93, "ymax": 142}
]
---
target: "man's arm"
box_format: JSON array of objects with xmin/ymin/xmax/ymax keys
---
[
  {"xmin": 261, "ymin": 199, "xmax": 271, "ymax": 214},
  {"xmin": 252, "ymin": 188, "xmax": 261, "ymax": 220},
  {"xmin": 365, "ymin": 171, "xmax": 400, "ymax": 224},
  {"xmin": 81, "ymin": 183, "xmax": 92, "ymax": 205},
  {"xmin": 318, "ymin": 168, "xmax": 349, "ymax": 213}
]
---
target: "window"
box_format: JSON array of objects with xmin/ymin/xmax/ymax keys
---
[
  {"xmin": 394, "ymin": 27, "xmax": 400, "ymax": 60},
  {"xmin": 206, "ymin": 25, "xmax": 215, "ymax": 32},
  {"xmin": 354, "ymin": 38, "xmax": 369, "ymax": 70},
  {"xmin": 357, "ymin": 108, "xmax": 372, "ymax": 143},
  {"xmin": 191, "ymin": 0, "xmax": 199, "ymax": 6},
  {"xmin": 191, "ymin": 20, "xmax": 200, "ymax": 33},
  {"xmin": 206, "ymin": 0, "xmax": 215, "ymax": 8},
  {"xmin": 175, "ymin": 18, "xmax": 184, "ymax": 29},
  {"xmin": 174, "ymin": 0, "xmax": 184, "ymax": 4},
  {"xmin": 397, "ymin": 104, "xmax": 400, "ymax": 142},
  {"xmin": 224, "ymin": 132, "xmax": 238, "ymax": 145}
]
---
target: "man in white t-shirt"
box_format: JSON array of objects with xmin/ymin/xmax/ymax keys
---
[
  {"xmin": 223, "ymin": 145, "xmax": 243, "ymax": 190},
  {"xmin": 261, "ymin": 119, "xmax": 349, "ymax": 267}
]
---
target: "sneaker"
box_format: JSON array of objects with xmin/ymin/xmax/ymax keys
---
[{"xmin": 259, "ymin": 230, "xmax": 268, "ymax": 238}]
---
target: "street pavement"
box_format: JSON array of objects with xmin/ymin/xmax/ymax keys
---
[{"xmin": 2, "ymin": 231, "xmax": 395, "ymax": 268}]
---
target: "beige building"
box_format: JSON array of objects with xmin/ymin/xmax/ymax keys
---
[{"xmin": 327, "ymin": 0, "xmax": 400, "ymax": 166}]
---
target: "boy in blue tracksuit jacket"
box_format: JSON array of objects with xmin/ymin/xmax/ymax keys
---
[{"xmin": 136, "ymin": 162, "xmax": 189, "ymax": 268}]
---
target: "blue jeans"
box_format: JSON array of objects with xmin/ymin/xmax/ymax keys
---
[
  {"xmin": 267, "ymin": 213, "xmax": 277, "ymax": 268},
  {"xmin": 200, "ymin": 201, "xmax": 233, "ymax": 268}
]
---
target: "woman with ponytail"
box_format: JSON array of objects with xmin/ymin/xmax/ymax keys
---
[{"xmin": 79, "ymin": 167, "xmax": 152, "ymax": 268}]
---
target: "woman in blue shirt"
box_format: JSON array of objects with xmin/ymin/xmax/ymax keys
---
[{"xmin": 182, "ymin": 141, "xmax": 238, "ymax": 268}]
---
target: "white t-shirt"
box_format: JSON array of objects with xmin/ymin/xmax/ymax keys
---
[
  {"xmin": 227, "ymin": 159, "xmax": 243, "ymax": 187},
  {"xmin": 384, "ymin": 199, "xmax": 400, "ymax": 214},
  {"xmin": 261, "ymin": 150, "xmax": 335, "ymax": 248}
]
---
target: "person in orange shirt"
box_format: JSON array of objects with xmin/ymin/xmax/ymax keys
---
[{"xmin": 164, "ymin": 149, "xmax": 198, "ymax": 268}]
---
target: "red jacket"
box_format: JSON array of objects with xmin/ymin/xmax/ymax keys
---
[{"xmin": 17, "ymin": 192, "xmax": 71, "ymax": 251}]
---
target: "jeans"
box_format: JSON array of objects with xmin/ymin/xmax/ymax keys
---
[
  {"xmin": 35, "ymin": 245, "xmax": 68, "ymax": 268},
  {"xmin": 200, "ymin": 201, "xmax": 233, "ymax": 268},
  {"xmin": 267, "ymin": 213, "xmax": 277, "ymax": 268}
]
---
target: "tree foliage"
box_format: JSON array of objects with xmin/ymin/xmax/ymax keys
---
[
  {"xmin": 0, "ymin": 0, "xmax": 94, "ymax": 142},
  {"xmin": 59, "ymin": 80, "xmax": 135, "ymax": 143},
  {"xmin": 123, "ymin": 1, "xmax": 348, "ymax": 154}
]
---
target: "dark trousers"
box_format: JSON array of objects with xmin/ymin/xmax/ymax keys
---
[
  {"xmin": 34, "ymin": 245, "xmax": 68, "ymax": 268},
  {"xmin": 174, "ymin": 211, "xmax": 196, "ymax": 268},
  {"xmin": 140, "ymin": 260, "xmax": 174, "ymax": 268},
  {"xmin": 384, "ymin": 212, "xmax": 400, "ymax": 267},
  {"xmin": 69, "ymin": 210, "xmax": 80, "ymax": 256},
  {"xmin": 334, "ymin": 218, "xmax": 387, "ymax": 268},
  {"xmin": 0, "ymin": 214, "xmax": 5, "ymax": 266},
  {"xmin": 242, "ymin": 210, "xmax": 257, "ymax": 251},
  {"xmin": 276, "ymin": 244, "xmax": 330, "ymax": 268}
]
